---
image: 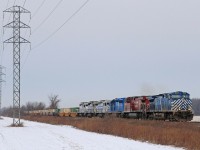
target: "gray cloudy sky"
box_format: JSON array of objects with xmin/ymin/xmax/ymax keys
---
[{"xmin": 0, "ymin": 0, "xmax": 199, "ymax": 108}]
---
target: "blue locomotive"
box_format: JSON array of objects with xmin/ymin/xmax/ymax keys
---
[{"xmin": 77, "ymin": 91, "xmax": 193, "ymax": 121}]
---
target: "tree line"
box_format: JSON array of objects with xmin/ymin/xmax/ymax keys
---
[
  {"xmin": 0, "ymin": 95, "xmax": 61, "ymax": 117},
  {"xmin": 192, "ymin": 98, "xmax": 200, "ymax": 116}
]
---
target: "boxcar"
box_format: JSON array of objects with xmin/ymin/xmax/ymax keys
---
[
  {"xmin": 59, "ymin": 108, "xmax": 71, "ymax": 117},
  {"xmin": 70, "ymin": 107, "xmax": 79, "ymax": 117}
]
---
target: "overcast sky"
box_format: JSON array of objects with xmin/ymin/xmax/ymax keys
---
[{"xmin": 0, "ymin": 0, "xmax": 199, "ymax": 108}]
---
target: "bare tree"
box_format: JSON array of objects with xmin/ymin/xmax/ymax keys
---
[
  {"xmin": 37, "ymin": 102, "xmax": 46, "ymax": 110},
  {"xmin": 48, "ymin": 95, "xmax": 61, "ymax": 109},
  {"xmin": 26, "ymin": 102, "xmax": 34, "ymax": 111}
]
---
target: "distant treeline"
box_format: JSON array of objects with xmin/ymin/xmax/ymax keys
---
[
  {"xmin": 192, "ymin": 98, "xmax": 200, "ymax": 116},
  {"xmin": 1, "ymin": 95, "xmax": 61, "ymax": 117},
  {"xmin": 1, "ymin": 102, "xmax": 46, "ymax": 117}
]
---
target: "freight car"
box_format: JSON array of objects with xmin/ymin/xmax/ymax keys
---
[
  {"xmin": 25, "ymin": 91, "xmax": 193, "ymax": 122},
  {"xmin": 59, "ymin": 107, "xmax": 79, "ymax": 117}
]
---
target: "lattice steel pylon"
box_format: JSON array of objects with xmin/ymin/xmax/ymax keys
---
[
  {"xmin": 0, "ymin": 65, "xmax": 6, "ymax": 118},
  {"xmin": 3, "ymin": 6, "xmax": 31, "ymax": 126}
]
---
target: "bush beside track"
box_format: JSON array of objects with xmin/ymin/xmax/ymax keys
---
[{"xmin": 23, "ymin": 115, "xmax": 200, "ymax": 150}]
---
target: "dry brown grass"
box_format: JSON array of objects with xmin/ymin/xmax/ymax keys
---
[{"xmin": 23, "ymin": 116, "xmax": 200, "ymax": 150}]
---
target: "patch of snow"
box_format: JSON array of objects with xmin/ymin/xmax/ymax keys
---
[{"xmin": 0, "ymin": 117, "xmax": 184, "ymax": 150}]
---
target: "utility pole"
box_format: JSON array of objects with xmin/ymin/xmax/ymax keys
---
[
  {"xmin": 0, "ymin": 65, "xmax": 5, "ymax": 118},
  {"xmin": 3, "ymin": 6, "xmax": 31, "ymax": 126}
]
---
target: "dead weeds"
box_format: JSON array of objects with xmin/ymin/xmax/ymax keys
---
[{"xmin": 23, "ymin": 116, "xmax": 200, "ymax": 150}]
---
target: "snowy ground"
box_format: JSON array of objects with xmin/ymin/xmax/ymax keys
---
[
  {"xmin": 191, "ymin": 116, "xmax": 200, "ymax": 122},
  {"xmin": 0, "ymin": 117, "xmax": 183, "ymax": 150}
]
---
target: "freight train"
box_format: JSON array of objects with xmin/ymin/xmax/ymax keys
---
[{"xmin": 26, "ymin": 91, "xmax": 193, "ymax": 122}]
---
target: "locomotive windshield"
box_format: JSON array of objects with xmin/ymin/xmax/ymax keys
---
[
  {"xmin": 171, "ymin": 94, "xmax": 182, "ymax": 99},
  {"xmin": 170, "ymin": 93, "xmax": 190, "ymax": 99},
  {"xmin": 183, "ymin": 93, "xmax": 190, "ymax": 99}
]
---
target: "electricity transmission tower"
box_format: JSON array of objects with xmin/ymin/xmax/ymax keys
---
[
  {"xmin": 0, "ymin": 65, "xmax": 5, "ymax": 118},
  {"xmin": 3, "ymin": 6, "xmax": 31, "ymax": 126}
]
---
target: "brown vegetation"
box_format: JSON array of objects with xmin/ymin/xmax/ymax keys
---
[{"xmin": 23, "ymin": 116, "xmax": 200, "ymax": 150}]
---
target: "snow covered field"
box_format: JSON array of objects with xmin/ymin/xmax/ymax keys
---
[
  {"xmin": 192, "ymin": 116, "xmax": 200, "ymax": 122},
  {"xmin": 0, "ymin": 117, "xmax": 183, "ymax": 150}
]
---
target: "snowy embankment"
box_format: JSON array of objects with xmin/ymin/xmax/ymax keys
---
[
  {"xmin": 191, "ymin": 116, "xmax": 200, "ymax": 122},
  {"xmin": 0, "ymin": 117, "xmax": 183, "ymax": 150}
]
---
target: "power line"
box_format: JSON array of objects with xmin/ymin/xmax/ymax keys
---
[
  {"xmin": 4, "ymin": 0, "xmax": 17, "ymax": 29},
  {"xmin": 23, "ymin": 0, "xmax": 26, "ymax": 7},
  {"xmin": 32, "ymin": 0, "xmax": 63, "ymax": 34},
  {"xmin": 20, "ymin": 0, "xmax": 46, "ymax": 64},
  {"xmin": 5, "ymin": 0, "xmax": 17, "ymax": 26},
  {"xmin": 6, "ymin": 0, "xmax": 10, "ymax": 8},
  {"xmin": 22, "ymin": 0, "xmax": 47, "ymax": 39},
  {"xmin": 33, "ymin": 0, "xmax": 90, "ymax": 50},
  {"xmin": 21, "ymin": 0, "xmax": 53, "ymax": 72},
  {"xmin": 3, "ymin": 0, "xmax": 18, "ymax": 45},
  {"xmin": 32, "ymin": 0, "xmax": 46, "ymax": 19},
  {"xmin": 22, "ymin": 0, "xmax": 90, "ymax": 69},
  {"xmin": 2, "ymin": 0, "xmax": 28, "ymax": 80}
]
